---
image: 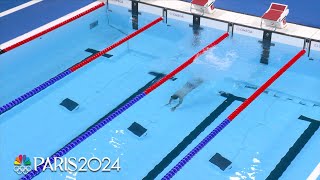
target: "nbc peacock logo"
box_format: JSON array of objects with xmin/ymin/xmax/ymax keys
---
[{"xmin": 13, "ymin": 154, "xmax": 32, "ymax": 175}]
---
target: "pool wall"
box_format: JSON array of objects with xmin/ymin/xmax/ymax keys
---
[
  {"xmin": 1, "ymin": 0, "xmax": 319, "ymax": 60},
  {"xmin": 116, "ymin": 0, "xmax": 320, "ymax": 58}
]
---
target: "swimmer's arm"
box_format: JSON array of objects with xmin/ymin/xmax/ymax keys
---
[
  {"xmin": 166, "ymin": 97, "xmax": 174, "ymax": 105},
  {"xmin": 172, "ymin": 98, "xmax": 183, "ymax": 111}
]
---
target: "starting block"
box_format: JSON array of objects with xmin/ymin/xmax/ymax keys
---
[
  {"xmin": 190, "ymin": 0, "xmax": 215, "ymax": 15},
  {"xmin": 261, "ymin": 3, "xmax": 289, "ymax": 29}
]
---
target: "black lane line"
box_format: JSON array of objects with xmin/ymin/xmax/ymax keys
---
[
  {"xmin": 219, "ymin": 91, "xmax": 246, "ymax": 102},
  {"xmin": 148, "ymin": 71, "xmax": 177, "ymax": 81},
  {"xmin": 51, "ymin": 72, "xmax": 173, "ymax": 158},
  {"xmin": 266, "ymin": 115, "xmax": 320, "ymax": 180},
  {"xmin": 143, "ymin": 91, "xmax": 246, "ymax": 180},
  {"xmin": 85, "ymin": 48, "xmax": 113, "ymax": 58}
]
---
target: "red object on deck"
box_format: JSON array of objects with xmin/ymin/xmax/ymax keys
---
[
  {"xmin": 144, "ymin": 32, "xmax": 229, "ymax": 95},
  {"xmin": 271, "ymin": 3, "xmax": 286, "ymax": 11},
  {"xmin": 227, "ymin": 49, "xmax": 306, "ymax": 121},
  {"xmin": 262, "ymin": 9, "xmax": 283, "ymax": 21},
  {"xmin": 191, "ymin": 0, "xmax": 208, "ymax": 6},
  {"xmin": 70, "ymin": 17, "xmax": 163, "ymax": 72},
  {"xmin": 3, "ymin": 2, "xmax": 105, "ymax": 53},
  {"xmin": 262, "ymin": 3, "xmax": 287, "ymax": 21}
]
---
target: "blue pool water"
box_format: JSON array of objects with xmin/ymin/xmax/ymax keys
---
[{"xmin": 0, "ymin": 3, "xmax": 320, "ymax": 180}]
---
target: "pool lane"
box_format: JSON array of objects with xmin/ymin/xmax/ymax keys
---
[
  {"xmin": 2, "ymin": 16, "xmax": 225, "ymax": 179},
  {"xmin": 161, "ymin": 93, "xmax": 319, "ymax": 179},
  {"xmin": 0, "ymin": 10, "xmax": 122, "ymax": 106},
  {"xmin": 0, "ymin": 48, "xmax": 158, "ymax": 179},
  {"xmin": 38, "ymin": 77, "xmax": 241, "ymax": 180},
  {"xmin": 20, "ymin": 28, "xmax": 228, "ymax": 179},
  {"xmin": 0, "ymin": 16, "xmax": 163, "ymax": 115},
  {"xmin": 144, "ymin": 92, "xmax": 245, "ymax": 179},
  {"xmin": 162, "ymin": 49, "xmax": 306, "ymax": 179}
]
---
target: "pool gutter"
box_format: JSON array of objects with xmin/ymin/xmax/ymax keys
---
[{"xmin": 131, "ymin": 0, "xmax": 320, "ymax": 55}]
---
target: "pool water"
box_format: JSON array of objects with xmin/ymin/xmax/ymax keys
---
[{"xmin": 0, "ymin": 3, "xmax": 320, "ymax": 180}]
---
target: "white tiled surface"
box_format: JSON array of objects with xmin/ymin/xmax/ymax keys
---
[
  {"xmin": 276, "ymin": 24, "xmax": 319, "ymax": 39},
  {"xmin": 108, "ymin": 0, "xmax": 131, "ymax": 8},
  {"xmin": 311, "ymin": 30, "xmax": 320, "ymax": 41},
  {"xmin": 233, "ymin": 25, "xmax": 263, "ymax": 39},
  {"xmin": 272, "ymin": 33, "xmax": 305, "ymax": 47},
  {"xmin": 167, "ymin": 10, "xmax": 193, "ymax": 23},
  {"xmin": 310, "ymin": 41, "xmax": 320, "ymax": 51},
  {"xmin": 201, "ymin": 17, "xmax": 228, "ymax": 31},
  {"xmin": 204, "ymin": 9, "xmax": 242, "ymax": 23},
  {"xmin": 139, "ymin": 3, "xmax": 163, "ymax": 16},
  {"xmin": 140, "ymin": 0, "xmax": 320, "ymax": 41}
]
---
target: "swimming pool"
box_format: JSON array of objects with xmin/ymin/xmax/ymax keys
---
[{"xmin": 0, "ymin": 1, "xmax": 320, "ymax": 180}]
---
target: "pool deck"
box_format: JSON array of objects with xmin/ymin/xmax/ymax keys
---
[
  {"xmin": 140, "ymin": 0, "xmax": 320, "ymax": 41},
  {"xmin": 183, "ymin": 0, "xmax": 320, "ymax": 28}
]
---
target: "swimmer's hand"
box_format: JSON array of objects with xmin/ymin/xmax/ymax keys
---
[{"xmin": 171, "ymin": 107, "xmax": 176, "ymax": 111}]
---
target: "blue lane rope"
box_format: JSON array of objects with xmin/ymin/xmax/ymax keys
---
[
  {"xmin": 0, "ymin": 70, "xmax": 71, "ymax": 115},
  {"xmin": 21, "ymin": 92, "xmax": 146, "ymax": 180},
  {"xmin": 162, "ymin": 119, "xmax": 231, "ymax": 179}
]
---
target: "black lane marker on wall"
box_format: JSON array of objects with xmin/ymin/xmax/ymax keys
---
[
  {"xmin": 85, "ymin": 48, "xmax": 113, "ymax": 58},
  {"xmin": 228, "ymin": 23, "xmax": 234, "ymax": 37},
  {"xmin": 131, "ymin": 1, "xmax": 139, "ymax": 30},
  {"xmin": 189, "ymin": 15, "xmax": 203, "ymax": 47},
  {"xmin": 192, "ymin": 15, "xmax": 201, "ymax": 30},
  {"xmin": 143, "ymin": 91, "xmax": 245, "ymax": 180},
  {"xmin": 90, "ymin": 20, "xmax": 98, "ymax": 29},
  {"xmin": 266, "ymin": 115, "xmax": 320, "ymax": 180},
  {"xmin": 148, "ymin": 71, "xmax": 177, "ymax": 81},
  {"xmin": 163, "ymin": 9, "xmax": 167, "ymax": 24},
  {"xmin": 259, "ymin": 30, "xmax": 275, "ymax": 65},
  {"xmin": 189, "ymin": 15, "xmax": 203, "ymax": 31}
]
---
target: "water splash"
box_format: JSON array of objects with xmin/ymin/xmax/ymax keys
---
[
  {"xmin": 108, "ymin": 129, "xmax": 125, "ymax": 149},
  {"xmin": 229, "ymin": 152, "xmax": 262, "ymax": 180},
  {"xmin": 187, "ymin": 49, "xmax": 238, "ymax": 81},
  {"xmin": 199, "ymin": 50, "xmax": 238, "ymax": 71}
]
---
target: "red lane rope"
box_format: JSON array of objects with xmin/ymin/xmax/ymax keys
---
[
  {"xmin": 144, "ymin": 32, "xmax": 229, "ymax": 94},
  {"xmin": 228, "ymin": 49, "xmax": 306, "ymax": 120},
  {"xmin": 3, "ymin": 2, "xmax": 105, "ymax": 53},
  {"xmin": 70, "ymin": 17, "xmax": 164, "ymax": 72}
]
